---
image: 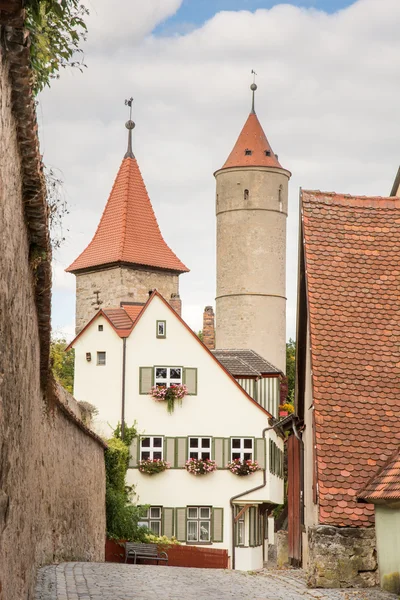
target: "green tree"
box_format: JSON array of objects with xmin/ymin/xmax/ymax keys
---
[
  {"xmin": 286, "ymin": 338, "xmax": 296, "ymax": 403},
  {"xmin": 50, "ymin": 337, "xmax": 74, "ymax": 393},
  {"xmin": 25, "ymin": 0, "xmax": 89, "ymax": 95}
]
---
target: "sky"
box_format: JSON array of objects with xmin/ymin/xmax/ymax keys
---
[{"xmin": 39, "ymin": 0, "xmax": 400, "ymax": 343}]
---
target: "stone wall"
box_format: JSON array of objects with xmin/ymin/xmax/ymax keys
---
[
  {"xmin": 0, "ymin": 35, "xmax": 106, "ymax": 600},
  {"xmin": 307, "ymin": 525, "xmax": 378, "ymax": 588},
  {"xmin": 75, "ymin": 265, "xmax": 180, "ymax": 332}
]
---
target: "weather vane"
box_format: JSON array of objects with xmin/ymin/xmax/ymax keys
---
[
  {"xmin": 124, "ymin": 97, "xmax": 135, "ymax": 159},
  {"xmin": 250, "ymin": 70, "xmax": 257, "ymax": 114}
]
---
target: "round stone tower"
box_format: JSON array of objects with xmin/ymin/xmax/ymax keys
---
[{"xmin": 214, "ymin": 85, "xmax": 291, "ymax": 373}]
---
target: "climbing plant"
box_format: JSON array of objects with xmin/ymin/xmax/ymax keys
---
[{"xmin": 25, "ymin": 0, "xmax": 89, "ymax": 95}]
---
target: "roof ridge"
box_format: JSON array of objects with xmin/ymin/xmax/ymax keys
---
[{"xmin": 119, "ymin": 159, "xmax": 130, "ymax": 259}]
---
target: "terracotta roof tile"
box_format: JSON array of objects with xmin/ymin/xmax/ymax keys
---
[
  {"xmin": 212, "ymin": 349, "xmax": 281, "ymax": 376},
  {"xmin": 302, "ymin": 190, "xmax": 400, "ymax": 527},
  {"xmin": 66, "ymin": 157, "xmax": 189, "ymax": 274},
  {"xmin": 219, "ymin": 112, "xmax": 287, "ymax": 171},
  {"xmin": 358, "ymin": 447, "xmax": 400, "ymax": 502}
]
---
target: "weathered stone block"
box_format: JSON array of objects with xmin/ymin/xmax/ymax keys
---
[
  {"xmin": 276, "ymin": 530, "xmax": 289, "ymax": 568},
  {"xmin": 307, "ymin": 525, "xmax": 378, "ymax": 588}
]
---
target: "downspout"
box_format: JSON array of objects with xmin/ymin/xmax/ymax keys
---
[
  {"xmin": 229, "ymin": 423, "xmax": 278, "ymax": 570},
  {"xmin": 121, "ymin": 337, "xmax": 127, "ymax": 440}
]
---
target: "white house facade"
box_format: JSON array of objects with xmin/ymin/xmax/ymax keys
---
[{"xmin": 70, "ymin": 292, "xmax": 285, "ymax": 570}]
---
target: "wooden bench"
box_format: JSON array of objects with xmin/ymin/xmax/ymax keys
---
[{"xmin": 125, "ymin": 542, "xmax": 168, "ymax": 565}]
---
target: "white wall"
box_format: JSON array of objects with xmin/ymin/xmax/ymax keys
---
[
  {"xmin": 375, "ymin": 505, "xmax": 400, "ymax": 593},
  {"xmin": 72, "ymin": 295, "xmax": 285, "ymax": 568}
]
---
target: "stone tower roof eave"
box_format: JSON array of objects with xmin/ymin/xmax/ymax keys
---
[
  {"xmin": 66, "ymin": 259, "xmax": 189, "ymax": 276},
  {"xmin": 213, "ymin": 164, "xmax": 292, "ymax": 179}
]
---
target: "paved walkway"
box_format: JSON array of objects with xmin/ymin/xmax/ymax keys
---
[{"xmin": 35, "ymin": 563, "xmax": 396, "ymax": 600}]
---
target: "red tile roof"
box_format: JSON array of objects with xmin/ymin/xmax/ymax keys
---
[
  {"xmin": 301, "ymin": 190, "xmax": 400, "ymax": 527},
  {"xmin": 121, "ymin": 304, "xmax": 144, "ymax": 323},
  {"xmin": 103, "ymin": 308, "xmax": 134, "ymax": 331},
  {"xmin": 358, "ymin": 447, "xmax": 400, "ymax": 502},
  {"xmin": 66, "ymin": 157, "xmax": 189, "ymax": 274},
  {"xmin": 218, "ymin": 112, "xmax": 285, "ymax": 171}
]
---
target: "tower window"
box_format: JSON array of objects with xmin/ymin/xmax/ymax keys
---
[
  {"xmin": 245, "ymin": 149, "xmax": 252, "ymax": 156},
  {"xmin": 244, "ymin": 189, "xmax": 249, "ymax": 200},
  {"xmin": 265, "ymin": 150, "xmax": 271, "ymax": 156}
]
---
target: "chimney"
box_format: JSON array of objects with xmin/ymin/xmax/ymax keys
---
[
  {"xmin": 169, "ymin": 293, "xmax": 182, "ymax": 316},
  {"xmin": 203, "ymin": 306, "xmax": 215, "ymax": 350}
]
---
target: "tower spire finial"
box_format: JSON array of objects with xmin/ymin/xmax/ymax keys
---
[
  {"xmin": 250, "ymin": 70, "xmax": 257, "ymax": 114},
  {"xmin": 124, "ymin": 97, "xmax": 135, "ymax": 159}
]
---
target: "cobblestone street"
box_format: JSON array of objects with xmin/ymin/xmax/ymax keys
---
[{"xmin": 35, "ymin": 563, "xmax": 396, "ymax": 600}]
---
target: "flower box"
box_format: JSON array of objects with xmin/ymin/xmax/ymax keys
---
[
  {"xmin": 185, "ymin": 458, "xmax": 217, "ymax": 475},
  {"xmin": 138, "ymin": 458, "xmax": 170, "ymax": 475},
  {"xmin": 150, "ymin": 384, "xmax": 188, "ymax": 414},
  {"xmin": 227, "ymin": 459, "xmax": 260, "ymax": 476}
]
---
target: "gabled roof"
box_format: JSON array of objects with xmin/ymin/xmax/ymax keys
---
[
  {"xmin": 298, "ymin": 190, "xmax": 400, "ymax": 527},
  {"xmin": 68, "ymin": 290, "xmax": 273, "ymax": 419},
  {"xmin": 217, "ymin": 112, "xmax": 286, "ymax": 172},
  {"xmin": 358, "ymin": 447, "xmax": 400, "ymax": 503},
  {"xmin": 66, "ymin": 156, "xmax": 189, "ymax": 274},
  {"xmin": 212, "ymin": 349, "xmax": 281, "ymax": 377}
]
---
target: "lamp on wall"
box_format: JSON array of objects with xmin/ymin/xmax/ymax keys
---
[{"xmin": 86, "ymin": 352, "xmax": 91, "ymax": 362}]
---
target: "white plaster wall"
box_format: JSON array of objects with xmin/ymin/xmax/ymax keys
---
[
  {"xmin": 301, "ymin": 323, "xmax": 319, "ymax": 568},
  {"xmin": 375, "ymin": 505, "xmax": 400, "ymax": 592},
  {"xmin": 268, "ymin": 516, "xmax": 275, "ymax": 544},
  {"xmin": 73, "ymin": 314, "xmax": 123, "ymax": 439},
  {"xmin": 236, "ymin": 546, "xmax": 263, "ymax": 571}
]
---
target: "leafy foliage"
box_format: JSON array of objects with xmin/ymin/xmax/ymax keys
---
[
  {"xmin": 50, "ymin": 337, "xmax": 74, "ymax": 393},
  {"xmin": 285, "ymin": 338, "xmax": 296, "ymax": 403},
  {"xmin": 25, "ymin": 0, "xmax": 89, "ymax": 95},
  {"xmin": 105, "ymin": 426, "xmax": 150, "ymax": 541},
  {"xmin": 113, "ymin": 422, "xmax": 138, "ymax": 448}
]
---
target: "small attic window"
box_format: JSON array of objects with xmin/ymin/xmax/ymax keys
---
[
  {"xmin": 245, "ymin": 149, "xmax": 252, "ymax": 156},
  {"xmin": 265, "ymin": 150, "xmax": 271, "ymax": 156},
  {"xmin": 98, "ymin": 324, "xmax": 103, "ymax": 332}
]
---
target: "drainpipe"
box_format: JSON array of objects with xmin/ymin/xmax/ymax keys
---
[
  {"xmin": 229, "ymin": 423, "xmax": 279, "ymax": 570},
  {"xmin": 121, "ymin": 337, "xmax": 127, "ymax": 440}
]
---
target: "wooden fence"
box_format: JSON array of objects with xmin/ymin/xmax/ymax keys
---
[{"xmin": 105, "ymin": 539, "xmax": 229, "ymax": 569}]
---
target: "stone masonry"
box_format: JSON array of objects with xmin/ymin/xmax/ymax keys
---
[
  {"xmin": 0, "ymin": 31, "xmax": 106, "ymax": 600},
  {"xmin": 75, "ymin": 265, "xmax": 179, "ymax": 333},
  {"xmin": 307, "ymin": 526, "xmax": 378, "ymax": 589},
  {"xmin": 203, "ymin": 306, "xmax": 215, "ymax": 350}
]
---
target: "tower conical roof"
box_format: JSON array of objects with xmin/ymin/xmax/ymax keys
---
[
  {"xmin": 219, "ymin": 112, "xmax": 284, "ymax": 171},
  {"xmin": 66, "ymin": 156, "xmax": 189, "ymax": 273}
]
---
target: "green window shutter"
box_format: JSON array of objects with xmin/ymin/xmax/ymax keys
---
[
  {"xmin": 224, "ymin": 438, "xmax": 230, "ymax": 465},
  {"xmin": 175, "ymin": 507, "xmax": 186, "ymax": 542},
  {"xmin": 139, "ymin": 367, "xmax": 153, "ymax": 394},
  {"xmin": 162, "ymin": 507, "xmax": 174, "ymax": 538},
  {"xmin": 129, "ymin": 437, "xmax": 138, "ymax": 468},
  {"xmin": 249, "ymin": 507, "xmax": 256, "ymax": 547},
  {"xmin": 255, "ymin": 438, "xmax": 266, "ymax": 470},
  {"xmin": 212, "ymin": 507, "xmax": 224, "ymax": 542},
  {"xmin": 165, "ymin": 438, "xmax": 176, "ymax": 468},
  {"xmin": 176, "ymin": 437, "xmax": 187, "ymax": 468},
  {"xmin": 272, "ymin": 442, "xmax": 276, "ymax": 475},
  {"xmin": 269, "ymin": 439, "xmax": 272, "ymax": 473},
  {"xmin": 213, "ymin": 438, "xmax": 224, "ymax": 468},
  {"xmin": 183, "ymin": 367, "xmax": 197, "ymax": 395}
]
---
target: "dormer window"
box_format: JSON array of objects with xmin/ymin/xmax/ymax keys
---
[
  {"xmin": 245, "ymin": 149, "xmax": 252, "ymax": 156},
  {"xmin": 265, "ymin": 150, "xmax": 271, "ymax": 157}
]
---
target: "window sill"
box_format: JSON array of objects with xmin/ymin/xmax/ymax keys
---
[{"xmin": 185, "ymin": 541, "xmax": 213, "ymax": 546}]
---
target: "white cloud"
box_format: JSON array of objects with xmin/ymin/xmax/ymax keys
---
[{"xmin": 41, "ymin": 0, "xmax": 400, "ymax": 346}]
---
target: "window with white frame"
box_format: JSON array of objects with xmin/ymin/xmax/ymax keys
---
[
  {"xmin": 140, "ymin": 436, "xmax": 163, "ymax": 460},
  {"xmin": 187, "ymin": 507, "xmax": 211, "ymax": 542},
  {"xmin": 97, "ymin": 351, "xmax": 106, "ymax": 365},
  {"xmin": 138, "ymin": 506, "xmax": 162, "ymax": 535},
  {"xmin": 188, "ymin": 437, "xmax": 211, "ymax": 460},
  {"xmin": 231, "ymin": 438, "xmax": 253, "ymax": 461},
  {"xmin": 154, "ymin": 367, "xmax": 182, "ymax": 388}
]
